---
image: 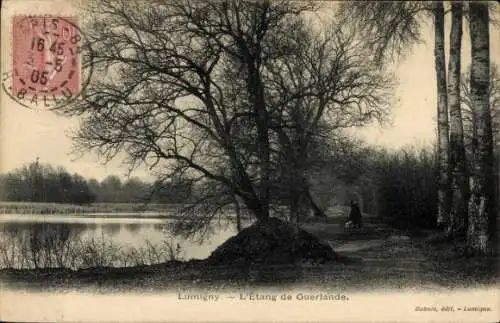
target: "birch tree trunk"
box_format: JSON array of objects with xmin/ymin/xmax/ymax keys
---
[
  {"xmin": 447, "ymin": 2, "xmax": 468, "ymax": 236},
  {"xmin": 467, "ymin": 2, "xmax": 495, "ymax": 255},
  {"xmin": 434, "ymin": 2, "xmax": 451, "ymax": 227}
]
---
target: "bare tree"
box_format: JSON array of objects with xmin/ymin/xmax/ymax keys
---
[
  {"xmin": 433, "ymin": 2, "xmax": 451, "ymax": 228},
  {"xmin": 447, "ymin": 2, "xmax": 468, "ymax": 236},
  {"xmin": 265, "ymin": 20, "xmax": 392, "ymax": 222},
  {"xmin": 336, "ymin": 2, "xmax": 427, "ymax": 66},
  {"xmin": 466, "ymin": 2, "xmax": 496, "ymax": 255},
  {"xmin": 58, "ymin": 0, "xmax": 391, "ymax": 237}
]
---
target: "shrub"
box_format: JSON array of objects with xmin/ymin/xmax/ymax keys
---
[{"xmin": 366, "ymin": 145, "xmax": 438, "ymax": 230}]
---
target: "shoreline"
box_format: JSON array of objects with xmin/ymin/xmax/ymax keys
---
[
  {"xmin": 1, "ymin": 243, "xmax": 497, "ymax": 293},
  {"xmin": 0, "ymin": 201, "xmax": 182, "ymax": 214},
  {"xmin": 0, "ymin": 201, "xmax": 256, "ymax": 220},
  {"xmin": 0, "ymin": 212, "xmax": 254, "ymax": 221},
  {"xmin": 0, "ymin": 212, "xmax": 181, "ymax": 220}
]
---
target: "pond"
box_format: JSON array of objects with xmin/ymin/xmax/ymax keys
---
[{"xmin": 0, "ymin": 214, "xmax": 243, "ymax": 269}]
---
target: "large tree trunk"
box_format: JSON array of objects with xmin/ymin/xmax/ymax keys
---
[
  {"xmin": 288, "ymin": 174, "xmax": 309, "ymax": 224},
  {"xmin": 247, "ymin": 63, "xmax": 271, "ymax": 221},
  {"xmin": 447, "ymin": 2, "xmax": 468, "ymax": 236},
  {"xmin": 434, "ymin": 2, "xmax": 451, "ymax": 228},
  {"xmin": 467, "ymin": 2, "xmax": 495, "ymax": 255},
  {"xmin": 232, "ymin": 194, "xmax": 242, "ymax": 233}
]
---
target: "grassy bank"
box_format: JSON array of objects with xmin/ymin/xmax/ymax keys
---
[{"xmin": 0, "ymin": 201, "xmax": 183, "ymax": 215}]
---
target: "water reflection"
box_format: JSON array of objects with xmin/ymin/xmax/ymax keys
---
[
  {"xmin": 0, "ymin": 215, "xmax": 238, "ymax": 269},
  {"xmin": 0, "ymin": 222, "xmax": 87, "ymax": 269},
  {"xmin": 124, "ymin": 222, "xmax": 141, "ymax": 233},
  {"xmin": 102, "ymin": 223, "xmax": 122, "ymax": 235},
  {"xmin": 154, "ymin": 223, "xmax": 166, "ymax": 232},
  {"xmin": 86, "ymin": 222, "xmax": 98, "ymax": 230}
]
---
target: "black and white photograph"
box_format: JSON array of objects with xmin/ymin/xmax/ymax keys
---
[{"xmin": 0, "ymin": 0, "xmax": 499, "ymax": 322}]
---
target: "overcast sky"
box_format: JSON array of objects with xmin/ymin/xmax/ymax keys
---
[{"xmin": 1, "ymin": 1, "xmax": 499, "ymax": 181}]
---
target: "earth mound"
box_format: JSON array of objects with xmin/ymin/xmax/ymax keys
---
[{"xmin": 207, "ymin": 217, "xmax": 339, "ymax": 265}]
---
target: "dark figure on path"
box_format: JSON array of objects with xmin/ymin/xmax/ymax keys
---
[{"xmin": 348, "ymin": 200, "xmax": 362, "ymax": 229}]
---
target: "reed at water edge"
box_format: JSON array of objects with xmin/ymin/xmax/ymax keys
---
[{"xmin": 0, "ymin": 201, "xmax": 183, "ymax": 215}]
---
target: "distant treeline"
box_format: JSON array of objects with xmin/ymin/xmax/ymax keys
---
[{"xmin": 0, "ymin": 159, "xmax": 190, "ymax": 205}]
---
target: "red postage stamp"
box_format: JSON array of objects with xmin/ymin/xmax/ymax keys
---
[{"xmin": 10, "ymin": 16, "xmax": 85, "ymax": 108}]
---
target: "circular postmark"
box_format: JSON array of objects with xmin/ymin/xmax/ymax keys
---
[{"xmin": 1, "ymin": 15, "xmax": 93, "ymax": 110}]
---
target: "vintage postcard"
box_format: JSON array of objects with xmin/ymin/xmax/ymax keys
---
[{"xmin": 0, "ymin": 0, "xmax": 499, "ymax": 322}]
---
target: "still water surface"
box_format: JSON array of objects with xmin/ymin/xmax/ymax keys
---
[{"xmin": 0, "ymin": 214, "xmax": 241, "ymax": 269}]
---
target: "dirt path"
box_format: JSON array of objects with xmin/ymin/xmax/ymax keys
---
[{"xmin": 328, "ymin": 239, "xmax": 386, "ymax": 252}]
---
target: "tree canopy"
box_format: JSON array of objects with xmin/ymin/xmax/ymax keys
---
[{"xmin": 55, "ymin": 0, "xmax": 393, "ymax": 233}]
